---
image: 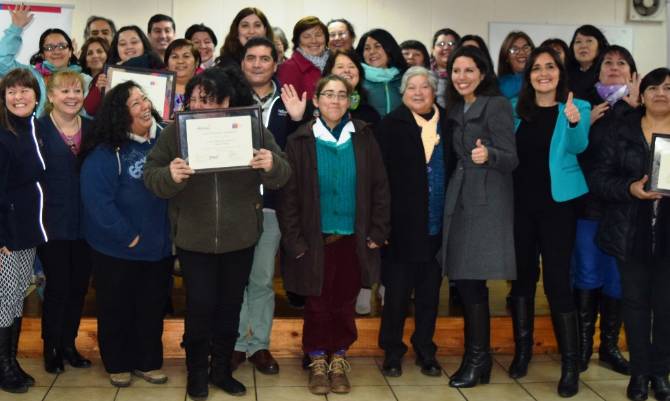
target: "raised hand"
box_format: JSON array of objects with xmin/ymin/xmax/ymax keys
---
[
  {"xmin": 590, "ymin": 102, "xmax": 609, "ymax": 125},
  {"xmin": 95, "ymin": 73, "xmax": 108, "ymax": 90},
  {"xmin": 281, "ymin": 84, "xmax": 307, "ymax": 121},
  {"xmin": 10, "ymin": 3, "xmax": 34, "ymax": 29},
  {"xmin": 564, "ymin": 92, "xmax": 580, "ymax": 124},
  {"xmin": 471, "ymin": 138, "xmax": 488, "ymax": 165},
  {"xmin": 629, "ymin": 175, "xmax": 663, "ymax": 200},
  {"xmin": 250, "ymin": 148, "xmax": 274, "ymax": 172},
  {"xmin": 169, "ymin": 157, "xmax": 194, "ymax": 183},
  {"xmin": 623, "ymin": 72, "xmax": 641, "ymax": 108}
]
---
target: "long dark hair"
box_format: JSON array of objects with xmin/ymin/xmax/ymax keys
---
[
  {"xmin": 0, "ymin": 69, "xmax": 40, "ymax": 134},
  {"xmin": 29, "ymin": 28, "xmax": 79, "ymax": 66},
  {"xmin": 217, "ymin": 7, "xmax": 274, "ymax": 65},
  {"xmin": 83, "ymin": 81, "xmax": 160, "ymax": 155},
  {"xmin": 78, "ymin": 37, "xmax": 111, "ymax": 75},
  {"xmin": 567, "ymin": 24, "xmax": 609, "ymax": 71},
  {"xmin": 516, "ymin": 46, "xmax": 569, "ymax": 121},
  {"xmin": 446, "ymin": 46, "xmax": 500, "ymax": 111},
  {"xmin": 497, "ymin": 31, "xmax": 535, "ymax": 76},
  {"xmin": 108, "ymin": 25, "xmax": 157, "ymax": 64},
  {"xmin": 355, "ymin": 29, "xmax": 407, "ymax": 72}
]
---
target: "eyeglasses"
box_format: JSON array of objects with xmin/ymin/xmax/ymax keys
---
[
  {"xmin": 435, "ymin": 41, "xmax": 456, "ymax": 49},
  {"xmin": 329, "ymin": 31, "xmax": 349, "ymax": 39},
  {"xmin": 509, "ymin": 45, "xmax": 531, "ymax": 55},
  {"xmin": 43, "ymin": 43, "xmax": 69, "ymax": 52},
  {"xmin": 319, "ymin": 91, "xmax": 349, "ymax": 101}
]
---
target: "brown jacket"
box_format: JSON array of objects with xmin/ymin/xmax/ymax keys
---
[{"xmin": 277, "ymin": 119, "xmax": 391, "ymax": 296}]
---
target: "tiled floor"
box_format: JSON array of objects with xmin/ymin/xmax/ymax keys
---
[{"xmin": 6, "ymin": 354, "xmax": 631, "ymax": 401}]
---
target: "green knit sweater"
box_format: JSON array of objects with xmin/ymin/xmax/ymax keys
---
[{"xmin": 316, "ymin": 136, "xmax": 357, "ymax": 234}]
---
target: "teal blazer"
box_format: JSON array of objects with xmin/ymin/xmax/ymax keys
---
[{"xmin": 511, "ymin": 97, "xmax": 591, "ymax": 202}]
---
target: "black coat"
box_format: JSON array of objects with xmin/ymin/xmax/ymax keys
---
[
  {"xmin": 588, "ymin": 108, "xmax": 670, "ymax": 261},
  {"xmin": 375, "ymin": 104, "xmax": 453, "ymax": 263}
]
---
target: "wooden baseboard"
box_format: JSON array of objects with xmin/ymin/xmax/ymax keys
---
[{"xmin": 17, "ymin": 316, "xmax": 623, "ymax": 358}]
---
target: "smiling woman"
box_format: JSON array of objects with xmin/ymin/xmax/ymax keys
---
[
  {"xmin": 497, "ymin": 31, "xmax": 535, "ymax": 99},
  {"xmin": 165, "ymin": 39, "xmax": 200, "ymax": 114}
]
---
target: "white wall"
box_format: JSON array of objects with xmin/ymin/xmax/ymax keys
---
[{"xmin": 16, "ymin": 0, "xmax": 669, "ymax": 74}]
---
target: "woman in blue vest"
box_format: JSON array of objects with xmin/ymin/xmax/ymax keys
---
[{"xmin": 509, "ymin": 46, "xmax": 591, "ymax": 397}]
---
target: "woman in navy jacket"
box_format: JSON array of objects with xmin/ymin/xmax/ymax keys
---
[
  {"xmin": 509, "ymin": 47, "xmax": 590, "ymax": 397},
  {"xmin": 80, "ymin": 81, "xmax": 171, "ymax": 388},
  {"xmin": 36, "ymin": 71, "xmax": 93, "ymax": 374},
  {"xmin": 0, "ymin": 68, "xmax": 47, "ymax": 394}
]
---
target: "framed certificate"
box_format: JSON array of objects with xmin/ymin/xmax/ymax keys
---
[
  {"xmin": 176, "ymin": 106, "xmax": 264, "ymax": 173},
  {"xmin": 649, "ymin": 133, "xmax": 670, "ymax": 196},
  {"xmin": 104, "ymin": 65, "xmax": 176, "ymax": 121}
]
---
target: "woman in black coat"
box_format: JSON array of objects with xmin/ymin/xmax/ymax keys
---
[{"xmin": 588, "ymin": 68, "xmax": 670, "ymax": 401}]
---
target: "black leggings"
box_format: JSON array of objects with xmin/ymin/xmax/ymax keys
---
[{"xmin": 511, "ymin": 200, "xmax": 576, "ymax": 313}]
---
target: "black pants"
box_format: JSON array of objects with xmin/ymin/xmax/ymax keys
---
[
  {"xmin": 177, "ymin": 246, "xmax": 254, "ymax": 371},
  {"xmin": 37, "ymin": 239, "xmax": 91, "ymax": 347},
  {"xmin": 511, "ymin": 201, "xmax": 576, "ymax": 313},
  {"xmin": 91, "ymin": 250, "xmax": 171, "ymax": 374},
  {"xmin": 379, "ymin": 241, "xmax": 443, "ymax": 361},
  {"xmin": 618, "ymin": 257, "xmax": 670, "ymax": 376}
]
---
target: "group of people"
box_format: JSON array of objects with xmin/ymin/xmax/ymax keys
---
[{"xmin": 0, "ymin": 4, "xmax": 668, "ymax": 401}]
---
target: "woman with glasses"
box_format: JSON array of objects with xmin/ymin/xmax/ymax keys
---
[
  {"xmin": 355, "ymin": 29, "xmax": 407, "ymax": 117},
  {"xmin": 327, "ymin": 19, "xmax": 356, "ymax": 52},
  {"xmin": 277, "ymin": 74, "xmax": 389, "ymax": 395},
  {"xmin": 567, "ymin": 25, "xmax": 609, "ymax": 101},
  {"xmin": 497, "ymin": 31, "xmax": 534, "ymax": 99},
  {"xmin": 430, "ymin": 28, "xmax": 460, "ymax": 108},
  {"xmin": 0, "ymin": 4, "xmax": 92, "ymax": 116}
]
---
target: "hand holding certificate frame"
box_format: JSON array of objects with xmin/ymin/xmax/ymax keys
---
[
  {"xmin": 105, "ymin": 65, "xmax": 176, "ymax": 121},
  {"xmin": 176, "ymin": 106, "xmax": 264, "ymax": 173},
  {"xmin": 649, "ymin": 133, "xmax": 670, "ymax": 196}
]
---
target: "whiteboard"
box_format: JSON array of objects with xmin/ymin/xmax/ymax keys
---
[
  {"xmin": 488, "ymin": 22, "xmax": 633, "ymax": 72},
  {"xmin": 0, "ymin": 2, "xmax": 74, "ymax": 65}
]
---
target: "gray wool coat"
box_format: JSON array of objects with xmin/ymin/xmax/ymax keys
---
[{"xmin": 441, "ymin": 95, "xmax": 518, "ymax": 280}]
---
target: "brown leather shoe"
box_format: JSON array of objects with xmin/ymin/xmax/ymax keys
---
[
  {"xmin": 230, "ymin": 351, "xmax": 246, "ymax": 371},
  {"xmin": 248, "ymin": 349, "xmax": 279, "ymax": 374},
  {"xmin": 308, "ymin": 355, "xmax": 330, "ymax": 395},
  {"xmin": 329, "ymin": 354, "xmax": 351, "ymax": 394}
]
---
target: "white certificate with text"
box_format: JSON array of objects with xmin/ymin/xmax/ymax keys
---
[{"xmin": 185, "ymin": 115, "xmax": 253, "ymax": 171}]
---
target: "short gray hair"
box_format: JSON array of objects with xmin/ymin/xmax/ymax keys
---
[{"xmin": 400, "ymin": 66, "xmax": 438, "ymax": 94}]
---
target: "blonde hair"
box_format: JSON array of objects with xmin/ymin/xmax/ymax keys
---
[{"xmin": 43, "ymin": 71, "xmax": 85, "ymax": 115}]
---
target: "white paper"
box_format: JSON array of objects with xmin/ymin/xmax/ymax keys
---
[
  {"xmin": 185, "ymin": 115, "xmax": 253, "ymax": 170},
  {"xmin": 657, "ymin": 150, "xmax": 670, "ymax": 190},
  {"xmin": 108, "ymin": 69, "xmax": 169, "ymax": 118}
]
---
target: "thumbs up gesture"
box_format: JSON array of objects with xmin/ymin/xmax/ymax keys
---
[
  {"xmin": 564, "ymin": 92, "xmax": 580, "ymax": 124},
  {"xmin": 471, "ymin": 138, "xmax": 488, "ymax": 165}
]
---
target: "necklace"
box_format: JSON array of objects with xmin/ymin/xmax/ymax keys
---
[{"xmin": 50, "ymin": 112, "xmax": 81, "ymax": 151}]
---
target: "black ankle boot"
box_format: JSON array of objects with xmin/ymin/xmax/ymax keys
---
[
  {"xmin": 187, "ymin": 370, "xmax": 209, "ymax": 400},
  {"xmin": 43, "ymin": 344, "xmax": 64, "ymax": 374},
  {"xmin": 627, "ymin": 375, "xmax": 650, "ymax": 401},
  {"xmin": 598, "ymin": 295, "xmax": 631, "ymax": 375},
  {"xmin": 62, "ymin": 344, "xmax": 91, "ymax": 368},
  {"xmin": 651, "ymin": 375, "xmax": 670, "ymax": 401},
  {"xmin": 10, "ymin": 318, "xmax": 34, "ymax": 386},
  {"xmin": 449, "ymin": 303, "xmax": 492, "ymax": 388},
  {"xmin": 509, "ymin": 297, "xmax": 534, "ymax": 379},
  {"xmin": 552, "ymin": 311, "xmax": 580, "ymax": 397},
  {"xmin": 0, "ymin": 326, "xmax": 28, "ymax": 393},
  {"xmin": 210, "ymin": 340, "xmax": 246, "ymax": 396},
  {"xmin": 575, "ymin": 289, "xmax": 598, "ymax": 372}
]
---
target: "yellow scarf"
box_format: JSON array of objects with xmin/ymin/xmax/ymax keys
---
[{"xmin": 411, "ymin": 105, "xmax": 440, "ymax": 163}]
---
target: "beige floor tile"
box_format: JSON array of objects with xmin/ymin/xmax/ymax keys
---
[
  {"xmin": 43, "ymin": 387, "xmax": 117, "ymax": 401},
  {"xmin": 131, "ymin": 364, "xmax": 188, "ymax": 387},
  {"xmin": 437, "ymin": 355, "xmax": 465, "ymax": 364},
  {"xmin": 392, "ymin": 385, "xmax": 466, "ymax": 401},
  {"xmin": 256, "ymin": 386, "xmax": 326, "ymax": 400},
  {"xmin": 383, "ymin": 360, "xmax": 449, "ymax": 386},
  {"xmin": 116, "ymin": 386, "xmax": 186, "ymax": 401},
  {"xmin": 494, "ymin": 353, "xmax": 556, "ymax": 363},
  {"xmin": 346, "ymin": 357, "xmax": 378, "ymax": 366},
  {"xmin": 347, "ymin": 364, "xmax": 387, "ymax": 386},
  {"xmin": 516, "ymin": 360, "xmax": 563, "ymax": 383},
  {"xmin": 52, "ymin": 361, "xmax": 114, "ymax": 387},
  {"xmin": 256, "ymin": 363, "xmax": 309, "ymax": 387},
  {"xmin": 459, "ymin": 383, "xmax": 535, "ymax": 401},
  {"xmin": 0, "ymin": 386, "xmax": 49, "ymax": 401},
  {"xmin": 205, "ymin": 386, "xmax": 256, "ymax": 400},
  {"xmin": 442, "ymin": 361, "xmax": 514, "ymax": 383},
  {"xmin": 522, "ymin": 382, "xmax": 603, "ymax": 401},
  {"xmin": 326, "ymin": 385, "xmax": 396, "ymax": 400},
  {"xmin": 232, "ymin": 363, "xmax": 255, "ymax": 387},
  {"xmin": 16, "ymin": 357, "xmax": 58, "ymax": 387},
  {"xmin": 579, "ymin": 362, "xmax": 629, "ymax": 381},
  {"xmin": 583, "ymin": 379, "xmax": 630, "ymax": 401}
]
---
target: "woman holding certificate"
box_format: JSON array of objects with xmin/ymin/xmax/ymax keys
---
[
  {"xmin": 80, "ymin": 81, "xmax": 172, "ymax": 388},
  {"xmin": 277, "ymin": 74, "xmax": 390, "ymax": 395},
  {"xmin": 589, "ymin": 68, "xmax": 670, "ymax": 401},
  {"xmin": 509, "ymin": 47, "xmax": 590, "ymax": 397},
  {"xmin": 143, "ymin": 67, "xmax": 291, "ymax": 400}
]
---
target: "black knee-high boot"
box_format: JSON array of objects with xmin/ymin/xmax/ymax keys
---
[
  {"xmin": 10, "ymin": 318, "xmax": 34, "ymax": 386},
  {"xmin": 210, "ymin": 337, "xmax": 246, "ymax": 396},
  {"xmin": 0, "ymin": 326, "xmax": 28, "ymax": 393},
  {"xmin": 449, "ymin": 303, "xmax": 492, "ymax": 388},
  {"xmin": 509, "ymin": 297, "xmax": 534, "ymax": 379},
  {"xmin": 598, "ymin": 295, "xmax": 630, "ymax": 375},
  {"xmin": 575, "ymin": 289, "xmax": 598, "ymax": 372},
  {"xmin": 552, "ymin": 311, "xmax": 580, "ymax": 398}
]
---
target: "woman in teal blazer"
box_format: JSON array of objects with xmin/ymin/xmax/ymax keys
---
[{"xmin": 507, "ymin": 46, "xmax": 590, "ymax": 398}]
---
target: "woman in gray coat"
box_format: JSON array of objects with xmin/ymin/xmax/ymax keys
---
[{"xmin": 442, "ymin": 46, "xmax": 518, "ymax": 388}]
